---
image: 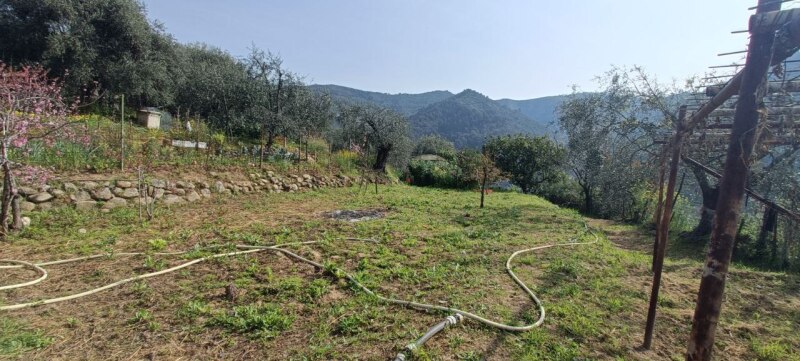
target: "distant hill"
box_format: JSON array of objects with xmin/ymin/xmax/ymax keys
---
[
  {"xmin": 309, "ymin": 84, "xmax": 453, "ymax": 116},
  {"xmin": 311, "ymin": 84, "xmax": 567, "ymax": 148},
  {"xmin": 496, "ymin": 95, "xmax": 568, "ymax": 133},
  {"xmin": 409, "ymin": 89, "xmax": 547, "ymax": 148}
]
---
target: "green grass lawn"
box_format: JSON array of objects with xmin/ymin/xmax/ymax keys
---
[{"xmin": 1, "ymin": 185, "xmax": 798, "ymax": 360}]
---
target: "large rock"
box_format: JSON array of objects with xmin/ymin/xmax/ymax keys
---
[
  {"xmin": 116, "ymin": 180, "xmax": 133, "ymax": 188},
  {"xmin": 91, "ymin": 187, "xmax": 114, "ymax": 201},
  {"xmin": 71, "ymin": 190, "xmax": 92, "ymax": 202},
  {"xmin": 185, "ymin": 190, "xmax": 201, "ymax": 202},
  {"xmin": 162, "ymin": 194, "xmax": 185, "ymax": 206},
  {"xmin": 50, "ymin": 189, "xmax": 66, "ymax": 198},
  {"xmin": 214, "ymin": 181, "xmax": 226, "ymax": 193},
  {"xmin": 172, "ymin": 188, "xmax": 186, "ymax": 196},
  {"xmin": 200, "ymin": 188, "xmax": 211, "ymax": 198},
  {"xmin": 18, "ymin": 186, "xmax": 38, "ymax": 196},
  {"xmin": 75, "ymin": 201, "xmax": 97, "ymax": 210},
  {"xmin": 113, "ymin": 187, "xmax": 139, "ymax": 199},
  {"xmin": 151, "ymin": 188, "xmax": 165, "ymax": 199},
  {"xmin": 62, "ymin": 182, "xmax": 79, "ymax": 193},
  {"xmin": 150, "ymin": 179, "xmax": 167, "ymax": 188},
  {"xmin": 28, "ymin": 192, "xmax": 54, "ymax": 203},
  {"xmin": 20, "ymin": 201, "xmax": 36, "ymax": 212},
  {"xmin": 82, "ymin": 181, "xmax": 99, "ymax": 190},
  {"xmin": 101, "ymin": 197, "xmax": 127, "ymax": 210}
]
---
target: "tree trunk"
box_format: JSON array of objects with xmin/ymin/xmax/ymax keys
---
[
  {"xmin": 0, "ymin": 140, "xmax": 11, "ymax": 239},
  {"xmin": 373, "ymin": 145, "xmax": 391, "ymax": 171},
  {"xmin": 687, "ymin": 160, "xmax": 718, "ymax": 239},
  {"xmin": 10, "ymin": 192, "xmax": 21, "ymax": 230},
  {"xmin": 756, "ymin": 204, "xmax": 778, "ymax": 260},
  {"xmin": 582, "ymin": 185, "xmax": 593, "ymax": 215},
  {"xmin": 259, "ymin": 126, "xmax": 266, "ymax": 168},
  {"xmin": 480, "ymin": 167, "xmax": 488, "ymax": 208},
  {"xmin": 265, "ymin": 133, "xmax": 276, "ymax": 157},
  {"xmin": 0, "ymin": 169, "xmax": 10, "ymax": 239}
]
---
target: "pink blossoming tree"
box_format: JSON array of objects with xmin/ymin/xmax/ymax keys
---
[{"xmin": 0, "ymin": 63, "xmax": 82, "ymax": 237}]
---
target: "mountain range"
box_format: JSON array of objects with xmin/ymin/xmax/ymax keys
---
[{"xmin": 309, "ymin": 84, "xmax": 567, "ymax": 148}]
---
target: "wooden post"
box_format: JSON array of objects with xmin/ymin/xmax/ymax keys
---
[
  {"xmin": 643, "ymin": 105, "xmax": 687, "ymax": 349},
  {"xmin": 651, "ymin": 149, "xmax": 668, "ymax": 271},
  {"xmin": 686, "ymin": 0, "xmax": 780, "ymax": 359},
  {"xmin": 120, "ymin": 95, "xmax": 125, "ymax": 172}
]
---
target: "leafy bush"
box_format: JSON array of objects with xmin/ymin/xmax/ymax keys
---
[
  {"xmin": 537, "ymin": 172, "xmax": 583, "ymax": 209},
  {"xmin": 332, "ymin": 150, "xmax": 359, "ymax": 173},
  {"xmin": 413, "ymin": 134, "xmax": 456, "ymax": 161},
  {"xmin": 406, "ymin": 159, "xmax": 462, "ymax": 188}
]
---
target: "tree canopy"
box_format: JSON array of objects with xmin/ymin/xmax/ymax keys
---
[{"xmin": 484, "ymin": 134, "xmax": 565, "ymax": 194}]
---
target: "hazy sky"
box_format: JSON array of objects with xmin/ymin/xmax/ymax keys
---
[{"xmin": 142, "ymin": 1, "xmax": 771, "ymax": 99}]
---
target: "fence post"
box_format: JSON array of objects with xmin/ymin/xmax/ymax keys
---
[
  {"xmin": 120, "ymin": 94, "xmax": 125, "ymax": 172},
  {"xmin": 643, "ymin": 105, "xmax": 687, "ymax": 350}
]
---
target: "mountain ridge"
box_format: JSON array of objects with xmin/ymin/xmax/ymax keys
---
[{"xmin": 311, "ymin": 84, "xmax": 570, "ymax": 147}]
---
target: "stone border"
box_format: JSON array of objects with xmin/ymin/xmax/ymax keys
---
[{"xmin": 16, "ymin": 171, "xmax": 362, "ymax": 213}]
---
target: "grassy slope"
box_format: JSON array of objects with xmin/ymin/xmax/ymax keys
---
[{"xmin": 0, "ymin": 185, "xmax": 797, "ymax": 360}]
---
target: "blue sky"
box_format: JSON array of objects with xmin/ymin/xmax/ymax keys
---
[{"xmin": 142, "ymin": 0, "xmax": 767, "ymax": 99}]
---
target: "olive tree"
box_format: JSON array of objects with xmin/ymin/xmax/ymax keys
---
[
  {"xmin": 557, "ymin": 67, "xmax": 680, "ymax": 218},
  {"xmin": 337, "ymin": 103, "xmax": 410, "ymax": 171},
  {"xmin": 483, "ymin": 134, "xmax": 565, "ymax": 194}
]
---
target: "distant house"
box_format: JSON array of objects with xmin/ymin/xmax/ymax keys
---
[
  {"xmin": 137, "ymin": 108, "xmax": 162, "ymax": 129},
  {"xmin": 412, "ymin": 154, "xmax": 448, "ymax": 163}
]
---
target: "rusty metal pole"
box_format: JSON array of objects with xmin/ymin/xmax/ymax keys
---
[
  {"xmin": 686, "ymin": 0, "xmax": 780, "ymax": 359},
  {"xmin": 643, "ymin": 106, "xmax": 687, "ymax": 350}
]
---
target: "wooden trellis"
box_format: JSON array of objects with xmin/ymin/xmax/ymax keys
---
[{"xmin": 641, "ymin": 1, "xmax": 800, "ymax": 359}]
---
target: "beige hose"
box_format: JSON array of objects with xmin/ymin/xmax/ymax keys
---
[{"xmin": 0, "ymin": 230, "xmax": 597, "ymax": 333}]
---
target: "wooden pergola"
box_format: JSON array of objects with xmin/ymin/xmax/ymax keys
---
[{"xmin": 642, "ymin": 1, "xmax": 800, "ymax": 359}]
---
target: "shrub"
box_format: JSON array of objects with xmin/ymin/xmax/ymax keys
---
[
  {"xmin": 406, "ymin": 159, "xmax": 462, "ymax": 188},
  {"xmin": 332, "ymin": 150, "xmax": 359, "ymax": 173}
]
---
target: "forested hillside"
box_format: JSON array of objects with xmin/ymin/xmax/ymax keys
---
[
  {"xmin": 409, "ymin": 89, "xmax": 547, "ymax": 148},
  {"xmin": 308, "ymin": 84, "xmax": 453, "ymax": 116},
  {"xmin": 496, "ymin": 95, "xmax": 570, "ymax": 133},
  {"xmin": 313, "ymin": 84, "xmax": 557, "ymax": 147}
]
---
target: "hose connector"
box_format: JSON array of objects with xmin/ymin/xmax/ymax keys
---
[{"xmin": 446, "ymin": 313, "xmax": 464, "ymax": 326}]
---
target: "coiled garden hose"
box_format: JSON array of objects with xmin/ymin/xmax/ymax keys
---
[{"xmin": 0, "ymin": 227, "xmax": 598, "ymax": 358}]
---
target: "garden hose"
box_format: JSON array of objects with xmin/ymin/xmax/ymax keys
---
[
  {"xmin": 0, "ymin": 226, "xmax": 598, "ymax": 357},
  {"xmin": 393, "ymin": 313, "xmax": 464, "ymax": 361}
]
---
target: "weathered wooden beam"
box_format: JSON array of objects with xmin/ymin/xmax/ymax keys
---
[
  {"xmin": 709, "ymin": 106, "xmax": 800, "ymax": 118},
  {"xmin": 644, "ymin": 106, "xmax": 687, "ymax": 350},
  {"xmin": 682, "ymin": 156, "xmax": 800, "ymax": 221},
  {"xmin": 686, "ymin": 74, "xmax": 742, "ymax": 131},
  {"xmin": 707, "ymin": 80, "xmax": 800, "ymax": 96},
  {"xmin": 687, "ymin": 0, "xmax": 781, "ymax": 358},
  {"xmin": 749, "ymin": 8, "xmax": 800, "ymax": 34},
  {"xmin": 656, "ymin": 134, "xmax": 799, "ymax": 146},
  {"xmin": 704, "ymin": 122, "xmax": 800, "ymax": 129}
]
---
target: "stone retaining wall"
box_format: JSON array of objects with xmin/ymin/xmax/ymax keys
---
[{"xmin": 16, "ymin": 171, "xmax": 364, "ymax": 213}]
